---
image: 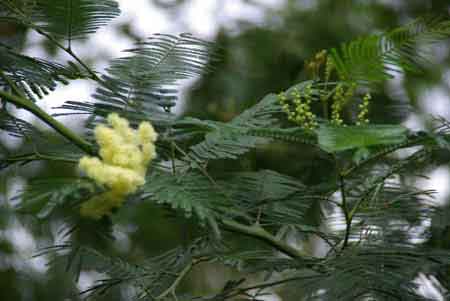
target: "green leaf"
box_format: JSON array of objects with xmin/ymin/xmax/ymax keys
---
[
  {"xmin": 57, "ymin": 33, "xmax": 219, "ymax": 126},
  {"xmin": 142, "ymin": 170, "xmax": 229, "ymax": 222},
  {"xmin": 75, "ymin": 238, "xmax": 209, "ymax": 299},
  {"xmin": 181, "ymin": 94, "xmax": 281, "ymax": 162},
  {"xmin": 330, "ymin": 16, "xmax": 450, "ymax": 85},
  {"xmin": 222, "ymin": 170, "xmax": 320, "ymax": 227},
  {"xmin": 0, "ymin": 43, "xmax": 82, "ymax": 99},
  {"xmin": 176, "ymin": 91, "xmax": 317, "ymax": 163},
  {"xmin": 298, "ymin": 244, "xmax": 450, "ymax": 300},
  {"xmin": 15, "ymin": 177, "xmax": 96, "ymax": 219},
  {"xmin": 2, "ymin": 0, "xmax": 121, "ymax": 43},
  {"xmin": 317, "ymin": 124, "xmax": 408, "ymax": 153},
  {"xmin": 186, "ymin": 120, "xmax": 267, "ymax": 161},
  {"xmin": 0, "ymin": 110, "xmax": 42, "ymax": 139}
]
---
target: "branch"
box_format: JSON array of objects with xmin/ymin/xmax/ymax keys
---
[
  {"xmin": 341, "ymin": 135, "xmax": 429, "ymax": 177},
  {"xmin": 221, "ymin": 219, "xmax": 310, "ymax": 260},
  {"xmin": 340, "ymin": 174, "xmax": 351, "ymax": 250},
  {"xmin": 32, "ymin": 27, "xmax": 102, "ymax": 82},
  {"xmin": 155, "ymin": 260, "xmax": 194, "ymax": 300},
  {"xmin": 349, "ymin": 182, "xmax": 383, "ymax": 220},
  {"xmin": 0, "ymin": 90, "xmax": 94, "ymax": 155},
  {"xmin": 2, "ymin": 152, "xmax": 79, "ymax": 165},
  {"xmin": 193, "ymin": 274, "xmax": 325, "ymax": 301},
  {"xmin": 3, "ymin": 2, "xmax": 103, "ymax": 83},
  {"xmin": 225, "ymin": 274, "xmax": 323, "ymax": 300}
]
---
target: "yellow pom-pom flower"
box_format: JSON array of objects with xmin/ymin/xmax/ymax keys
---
[{"xmin": 78, "ymin": 113, "xmax": 158, "ymax": 219}]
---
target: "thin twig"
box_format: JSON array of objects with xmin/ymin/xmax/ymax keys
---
[
  {"xmin": 155, "ymin": 260, "xmax": 194, "ymax": 300},
  {"xmin": 171, "ymin": 141, "xmax": 218, "ymax": 186},
  {"xmin": 341, "ymin": 136, "xmax": 429, "ymax": 178},
  {"xmin": 232, "ymin": 274, "xmax": 323, "ymax": 296},
  {"xmin": 221, "ymin": 219, "xmax": 311, "ymax": 260}
]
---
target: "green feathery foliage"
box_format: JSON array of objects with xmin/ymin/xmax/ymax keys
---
[
  {"xmin": 1, "ymin": 0, "xmax": 120, "ymax": 45},
  {"xmin": 56, "ymin": 33, "xmax": 220, "ymax": 127},
  {"xmin": 142, "ymin": 169, "xmax": 230, "ymax": 223},
  {"xmin": 329, "ymin": 16, "xmax": 450, "ymax": 84},
  {"xmin": 0, "ymin": 43, "xmax": 82, "ymax": 99},
  {"xmin": 1, "ymin": 2, "xmax": 450, "ymax": 300},
  {"xmin": 15, "ymin": 177, "xmax": 96, "ymax": 218}
]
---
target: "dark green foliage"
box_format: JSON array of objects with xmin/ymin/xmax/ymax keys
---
[
  {"xmin": 142, "ymin": 169, "xmax": 230, "ymax": 222},
  {"xmin": 1, "ymin": 2, "xmax": 450, "ymax": 300},
  {"xmin": 76, "ymin": 237, "xmax": 215, "ymax": 300},
  {"xmin": 223, "ymin": 170, "xmax": 316, "ymax": 226},
  {"xmin": 298, "ymin": 245, "xmax": 450, "ymax": 300}
]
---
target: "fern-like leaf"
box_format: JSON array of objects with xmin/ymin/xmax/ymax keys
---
[
  {"xmin": 78, "ymin": 238, "xmax": 212, "ymax": 300},
  {"xmin": 141, "ymin": 169, "xmax": 230, "ymax": 223},
  {"xmin": 181, "ymin": 94, "xmax": 286, "ymax": 162},
  {"xmin": 222, "ymin": 170, "xmax": 318, "ymax": 225},
  {"xmin": 0, "ymin": 43, "xmax": 82, "ymax": 99},
  {"xmin": 57, "ymin": 33, "xmax": 219, "ymax": 125},
  {"xmin": 2, "ymin": 0, "xmax": 120, "ymax": 45},
  {"xmin": 299, "ymin": 245, "xmax": 450, "ymax": 300},
  {"xmin": 330, "ymin": 16, "xmax": 450, "ymax": 84},
  {"xmin": 15, "ymin": 177, "xmax": 96, "ymax": 219}
]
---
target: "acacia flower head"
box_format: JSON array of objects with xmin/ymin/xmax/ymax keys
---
[{"xmin": 78, "ymin": 113, "xmax": 158, "ymax": 219}]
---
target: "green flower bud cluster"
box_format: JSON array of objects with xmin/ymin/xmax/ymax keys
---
[
  {"xmin": 356, "ymin": 92, "xmax": 371, "ymax": 126},
  {"xmin": 331, "ymin": 83, "xmax": 356, "ymax": 126},
  {"xmin": 279, "ymin": 84, "xmax": 318, "ymax": 130}
]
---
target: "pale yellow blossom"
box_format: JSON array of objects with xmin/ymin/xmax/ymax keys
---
[{"xmin": 78, "ymin": 113, "xmax": 158, "ymax": 219}]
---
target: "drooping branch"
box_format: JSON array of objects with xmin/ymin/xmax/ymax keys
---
[{"xmin": 0, "ymin": 90, "xmax": 94, "ymax": 155}]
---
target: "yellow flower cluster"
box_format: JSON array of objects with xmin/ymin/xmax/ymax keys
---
[{"xmin": 78, "ymin": 113, "xmax": 158, "ymax": 219}]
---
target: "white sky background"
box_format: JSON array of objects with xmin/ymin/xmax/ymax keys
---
[{"xmin": 5, "ymin": 1, "xmax": 450, "ymax": 299}]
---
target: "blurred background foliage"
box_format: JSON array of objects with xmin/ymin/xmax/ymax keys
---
[{"xmin": 1, "ymin": 0, "xmax": 450, "ymax": 300}]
